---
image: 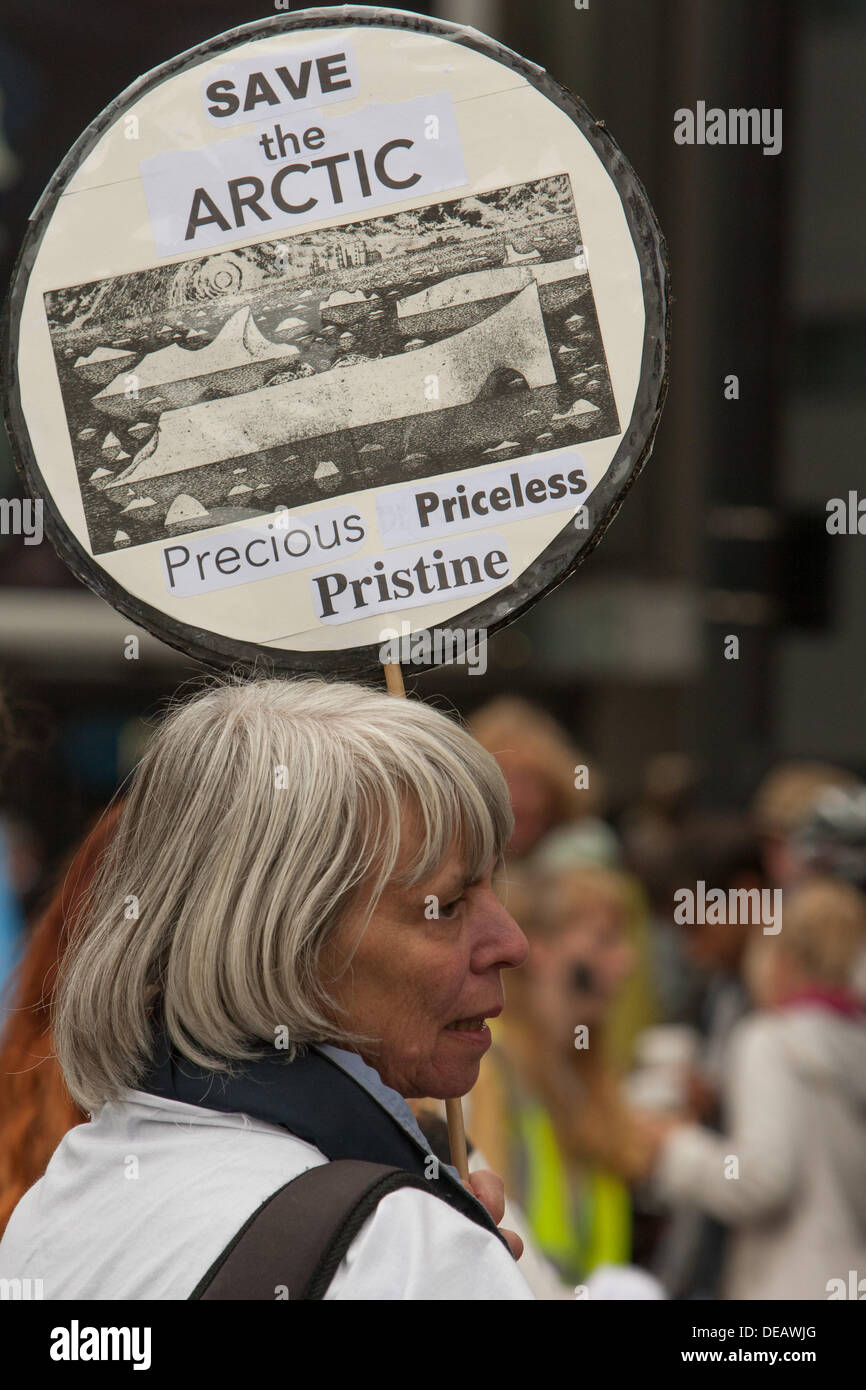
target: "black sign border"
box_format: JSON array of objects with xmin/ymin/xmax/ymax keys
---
[{"xmin": 2, "ymin": 4, "xmax": 669, "ymax": 677}]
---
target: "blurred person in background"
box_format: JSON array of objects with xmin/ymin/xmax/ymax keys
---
[
  {"xmin": 752, "ymin": 761, "xmax": 860, "ymax": 891},
  {"xmin": 794, "ymin": 783, "xmax": 866, "ymax": 998},
  {"xmin": 648, "ymin": 814, "xmax": 769, "ymax": 1298},
  {"xmin": 470, "ymin": 696, "xmax": 618, "ymax": 869},
  {"xmin": 0, "ymin": 803, "xmax": 123, "ymax": 1235},
  {"xmin": 0, "ymin": 814, "xmax": 26, "ymax": 1030},
  {"xmin": 0, "ymin": 683, "xmax": 25, "ymax": 1024},
  {"xmin": 677, "ymin": 816, "xmax": 769, "ymax": 1100},
  {"xmin": 471, "ymin": 696, "xmax": 657, "ymax": 1069},
  {"xmin": 648, "ymin": 877, "xmax": 866, "ymax": 1300},
  {"xmin": 619, "ymin": 752, "xmax": 705, "ymax": 1025},
  {"xmin": 467, "ymin": 863, "xmax": 663, "ymax": 1289}
]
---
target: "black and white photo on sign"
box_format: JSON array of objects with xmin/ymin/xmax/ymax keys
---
[{"xmin": 43, "ymin": 174, "xmax": 620, "ymax": 558}]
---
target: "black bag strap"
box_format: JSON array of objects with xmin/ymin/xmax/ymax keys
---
[{"xmin": 190, "ymin": 1159, "xmax": 500, "ymax": 1300}]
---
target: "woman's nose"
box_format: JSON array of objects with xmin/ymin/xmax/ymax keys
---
[{"xmin": 488, "ymin": 901, "xmax": 531, "ymax": 970}]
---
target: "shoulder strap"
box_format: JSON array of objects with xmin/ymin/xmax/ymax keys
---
[{"xmin": 190, "ymin": 1158, "xmax": 505, "ymax": 1300}]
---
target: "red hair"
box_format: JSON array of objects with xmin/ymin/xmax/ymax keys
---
[{"xmin": 0, "ymin": 802, "xmax": 124, "ymax": 1235}]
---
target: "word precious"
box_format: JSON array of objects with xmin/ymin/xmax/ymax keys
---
[
  {"xmin": 162, "ymin": 508, "xmax": 365, "ymax": 597},
  {"xmin": 674, "ymin": 102, "xmax": 782, "ymax": 156},
  {"xmin": 673, "ymin": 881, "xmax": 782, "ymax": 935}
]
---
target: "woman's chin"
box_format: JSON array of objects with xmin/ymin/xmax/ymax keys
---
[{"xmin": 416, "ymin": 1047, "xmax": 484, "ymax": 1101}]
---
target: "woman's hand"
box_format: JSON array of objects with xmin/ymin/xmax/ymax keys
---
[
  {"xmin": 465, "ymin": 1168, "xmax": 525, "ymax": 1261},
  {"xmin": 633, "ymin": 1109, "xmax": 690, "ymax": 1175}
]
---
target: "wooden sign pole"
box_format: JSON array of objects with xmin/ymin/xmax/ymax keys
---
[{"xmin": 382, "ymin": 660, "xmax": 471, "ymax": 1184}]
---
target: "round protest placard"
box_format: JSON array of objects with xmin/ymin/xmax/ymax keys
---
[{"xmin": 3, "ymin": 5, "xmax": 668, "ymax": 674}]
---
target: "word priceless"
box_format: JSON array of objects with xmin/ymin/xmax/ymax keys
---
[
  {"xmin": 376, "ymin": 454, "xmax": 591, "ymax": 546},
  {"xmin": 674, "ymin": 881, "xmax": 782, "ymax": 935},
  {"xmin": 416, "ymin": 466, "xmax": 587, "ymax": 528}
]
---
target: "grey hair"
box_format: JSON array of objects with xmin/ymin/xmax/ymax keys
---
[{"xmin": 53, "ymin": 676, "xmax": 513, "ymax": 1111}]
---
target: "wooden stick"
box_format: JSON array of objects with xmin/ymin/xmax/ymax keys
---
[
  {"xmin": 382, "ymin": 661, "xmax": 406, "ymax": 698},
  {"xmin": 382, "ymin": 659, "xmax": 472, "ymax": 1185},
  {"xmin": 444, "ymin": 1097, "xmax": 471, "ymax": 1184}
]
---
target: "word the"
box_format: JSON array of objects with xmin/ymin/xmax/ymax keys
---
[
  {"xmin": 378, "ymin": 623, "xmax": 487, "ymax": 674},
  {"xmin": 0, "ymin": 497, "xmax": 42, "ymax": 545},
  {"xmin": 673, "ymin": 880, "xmax": 781, "ymax": 935},
  {"xmin": 674, "ymin": 102, "xmax": 782, "ymax": 156},
  {"xmin": 50, "ymin": 1321, "xmax": 151, "ymax": 1371},
  {"xmin": 826, "ymin": 492, "xmax": 866, "ymax": 534}
]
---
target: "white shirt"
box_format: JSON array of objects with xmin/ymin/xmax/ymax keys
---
[{"xmin": 0, "ymin": 1079, "xmax": 534, "ymax": 1301}]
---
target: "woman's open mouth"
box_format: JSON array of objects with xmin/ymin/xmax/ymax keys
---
[{"xmin": 444, "ymin": 1016, "xmax": 492, "ymax": 1046}]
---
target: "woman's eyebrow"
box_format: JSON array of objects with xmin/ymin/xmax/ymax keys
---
[{"xmin": 429, "ymin": 868, "xmax": 470, "ymax": 901}]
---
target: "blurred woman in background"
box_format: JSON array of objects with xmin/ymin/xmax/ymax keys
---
[
  {"xmin": 468, "ymin": 863, "xmax": 661, "ymax": 1287},
  {"xmin": 0, "ymin": 804, "xmax": 122, "ymax": 1234},
  {"xmin": 649, "ymin": 877, "xmax": 866, "ymax": 1299},
  {"xmin": 469, "ymin": 696, "xmax": 617, "ymax": 868}
]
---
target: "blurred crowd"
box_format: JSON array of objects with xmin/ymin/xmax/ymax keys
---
[{"xmin": 1, "ymin": 685, "xmax": 864, "ymax": 1300}]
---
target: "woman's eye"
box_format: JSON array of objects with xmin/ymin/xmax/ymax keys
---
[{"xmin": 439, "ymin": 897, "xmax": 465, "ymax": 919}]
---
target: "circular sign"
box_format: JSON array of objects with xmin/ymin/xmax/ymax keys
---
[{"xmin": 3, "ymin": 5, "xmax": 668, "ymax": 675}]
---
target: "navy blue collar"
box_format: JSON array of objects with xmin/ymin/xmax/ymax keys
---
[{"xmin": 135, "ymin": 1018, "xmax": 499, "ymax": 1231}]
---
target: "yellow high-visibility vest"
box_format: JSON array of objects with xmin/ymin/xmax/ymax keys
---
[{"xmin": 508, "ymin": 1082, "xmax": 631, "ymax": 1283}]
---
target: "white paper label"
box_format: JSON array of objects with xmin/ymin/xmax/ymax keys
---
[
  {"xmin": 310, "ymin": 532, "xmax": 511, "ymax": 624},
  {"xmin": 162, "ymin": 503, "xmax": 367, "ymax": 596},
  {"xmin": 140, "ymin": 92, "xmax": 467, "ymax": 257},
  {"xmin": 376, "ymin": 451, "xmax": 593, "ymax": 546},
  {"xmin": 201, "ymin": 42, "xmax": 361, "ymax": 128}
]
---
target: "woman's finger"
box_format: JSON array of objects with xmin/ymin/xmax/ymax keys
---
[{"xmin": 465, "ymin": 1167, "xmax": 506, "ymax": 1225}]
